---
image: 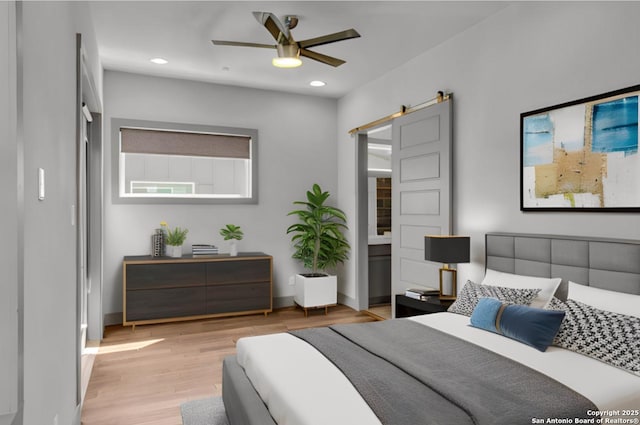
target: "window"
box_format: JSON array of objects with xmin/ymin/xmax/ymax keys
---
[{"xmin": 112, "ymin": 118, "xmax": 258, "ymax": 204}]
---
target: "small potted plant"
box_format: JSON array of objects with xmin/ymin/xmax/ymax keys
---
[
  {"xmin": 163, "ymin": 223, "xmax": 188, "ymax": 257},
  {"xmin": 287, "ymin": 184, "xmax": 350, "ymax": 313},
  {"xmin": 219, "ymin": 224, "xmax": 243, "ymax": 256}
]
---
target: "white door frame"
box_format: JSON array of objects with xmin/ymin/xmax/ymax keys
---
[
  {"xmin": 355, "ymin": 131, "xmax": 369, "ymax": 311},
  {"xmin": 75, "ymin": 33, "xmax": 103, "ymax": 410}
]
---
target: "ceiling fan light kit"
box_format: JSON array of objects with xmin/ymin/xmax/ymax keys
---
[
  {"xmin": 272, "ymin": 57, "xmax": 302, "ymax": 68},
  {"xmin": 212, "ymin": 11, "xmax": 360, "ymax": 68},
  {"xmin": 272, "ymin": 44, "xmax": 302, "ymax": 68}
]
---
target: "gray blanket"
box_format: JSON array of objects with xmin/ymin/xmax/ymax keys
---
[{"xmin": 291, "ymin": 319, "xmax": 596, "ymax": 425}]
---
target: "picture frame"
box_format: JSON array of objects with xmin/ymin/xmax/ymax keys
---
[{"xmin": 521, "ymin": 84, "xmax": 640, "ymax": 212}]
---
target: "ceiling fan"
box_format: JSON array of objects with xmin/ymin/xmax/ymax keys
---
[{"xmin": 212, "ymin": 12, "xmax": 361, "ymax": 68}]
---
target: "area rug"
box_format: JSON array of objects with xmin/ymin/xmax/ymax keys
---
[{"xmin": 181, "ymin": 396, "xmax": 229, "ymax": 425}]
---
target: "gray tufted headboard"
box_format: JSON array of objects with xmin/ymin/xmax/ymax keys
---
[{"xmin": 485, "ymin": 232, "xmax": 640, "ymax": 299}]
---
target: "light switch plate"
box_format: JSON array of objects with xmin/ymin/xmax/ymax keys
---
[{"xmin": 38, "ymin": 168, "xmax": 45, "ymax": 200}]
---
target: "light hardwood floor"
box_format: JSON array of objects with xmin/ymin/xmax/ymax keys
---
[
  {"xmin": 81, "ymin": 305, "xmax": 375, "ymax": 425},
  {"xmin": 364, "ymin": 304, "xmax": 392, "ymax": 321}
]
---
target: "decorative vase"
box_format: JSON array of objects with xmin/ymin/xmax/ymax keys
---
[
  {"xmin": 229, "ymin": 240, "xmax": 238, "ymax": 256},
  {"xmin": 168, "ymin": 245, "xmax": 182, "ymax": 258},
  {"xmin": 152, "ymin": 228, "xmax": 165, "ymax": 257}
]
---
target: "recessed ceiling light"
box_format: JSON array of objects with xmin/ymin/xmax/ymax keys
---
[
  {"xmin": 150, "ymin": 58, "xmax": 168, "ymax": 65},
  {"xmin": 310, "ymin": 80, "xmax": 326, "ymax": 87}
]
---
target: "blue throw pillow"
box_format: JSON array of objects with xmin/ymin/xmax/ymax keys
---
[
  {"xmin": 469, "ymin": 297, "xmax": 503, "ymax": 331},
  {"xmin": 470, "ymin": 297, "xmax": 565, "ymax": 352}
]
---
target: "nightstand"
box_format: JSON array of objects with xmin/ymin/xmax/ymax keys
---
[{"xmin": 395, "ymin": 294, "xmax": 456, "ymax": 318}]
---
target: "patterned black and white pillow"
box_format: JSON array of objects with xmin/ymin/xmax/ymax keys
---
[
  {"xmin": 547, "ymin": 297, "xmax": 640, "ymax": 376},
  {"xmin": 448, "ymin": 280, "xmax": 541, "ymax": 317}
]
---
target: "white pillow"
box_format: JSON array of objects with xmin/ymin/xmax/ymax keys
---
[
  {"xmin": 568, "ymin": 281, "xmax": 640, "ymax": 318},
  {"xmin": 481, "ymin": 269, "xmax": 561, "ymax": 309}
]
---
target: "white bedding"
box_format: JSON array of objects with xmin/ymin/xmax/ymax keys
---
[
  {"xmin": 236, "ymin": 312, "xmax": 640, "ymax": 425},
  {"xmin": 410, "ymin": 313, "xmax": 640, "ymax": 412}
]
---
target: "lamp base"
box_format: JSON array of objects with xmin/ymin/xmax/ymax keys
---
[{"xmin": 439, "ymin": 266, "xmax": 457, "ymax": 298}]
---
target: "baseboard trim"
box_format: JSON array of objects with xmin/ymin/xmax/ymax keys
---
[
  {"xmin": 273, "ymin": 296, "xmax": 294, "ymax": 309},
  {"xmin": 103, "ymin": 312, "xmax": 122, "ymax": 327},
  {"xmin": 73, "ymin": 401, "xmax": 81, "ymax": 425},
  {"xmin": 338, "ymin": 292, "xmax": 357, "ymax": 310}
]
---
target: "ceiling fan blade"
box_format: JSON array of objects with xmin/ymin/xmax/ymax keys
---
[
  {"xmin": 298, "ymin": 29, "xmax": 361, "ymax": 49},
  {"xmin": 252, "ymin": 11, "xmax": 290, "ymax": 44},
  {"xmin": 211, "ymin": 40, "xmax": 276, "ymax": 49},
  {"xmin": 300, "ymin": 49, "xmax": 346, "ymax": 67}
]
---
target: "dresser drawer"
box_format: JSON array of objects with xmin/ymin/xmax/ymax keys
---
[
  {"xmin": 126, "ymin": 262, "xmax": 206, "ymax": 290},
  {"xmin": 205, "ymin": 282, "xmax": 271, "ymax": 313},
  {"xmin": 126, "ymin": 287, "xmax": 207, "ymax": 321},
  {"xmin": 206, "ymin": 259, "xmax": 271, "ymax": 284}
]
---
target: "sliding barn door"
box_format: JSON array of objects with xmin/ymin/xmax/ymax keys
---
[{"xmin": 391, "ymin": 100, "xmax": 452, "ymax": 308}]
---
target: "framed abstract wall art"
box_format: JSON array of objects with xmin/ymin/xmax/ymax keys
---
[{"xmin": 521, "ymin": 84, "xmax": 640, "ymax": 211}]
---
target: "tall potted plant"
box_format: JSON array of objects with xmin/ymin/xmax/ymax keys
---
[{"xmin": 287, "ymin": 184, "xmax": 350, "ymax": 312}]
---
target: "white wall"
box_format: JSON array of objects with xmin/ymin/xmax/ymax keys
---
[
  {"xmin": 13, "ymin": 1, "xmax": 102, "ymax": 424},
  {"xmin": 0, "ymin": 2, "xmax": 18, "ymax": 423},
  {"xmin": 337, "ymin": 2, "xmax": 640, "ymax": 305},
  {"xmin": 103, "ymin": 71, "xmax": 337, "ymax": 320}
]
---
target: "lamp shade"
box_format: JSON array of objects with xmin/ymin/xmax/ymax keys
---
[{"xmin": 424, "ymin": 235, "xmax": 470, "ymax": 264}]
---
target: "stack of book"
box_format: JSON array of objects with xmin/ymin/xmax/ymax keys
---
[
  {"xmin": 405, "ymin": 287, "xmax": 440, "ymax": 301},
  {"xmin": 191, "ymin": 244, "xmax": 219, "ymax": 256}
]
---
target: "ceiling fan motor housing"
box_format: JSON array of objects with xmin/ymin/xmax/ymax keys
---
[{"xmin": 277, "ymin": 43, "xmax": 300, "ymax": 58}]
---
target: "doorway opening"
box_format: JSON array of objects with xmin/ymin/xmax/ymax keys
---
[
  {"xmin": 354, "ymin": 94, "xmax": 453, "ymax": 322},
  {"xmin": 358, "ymin": 124, "xmax": 393, "ymax": 321}
]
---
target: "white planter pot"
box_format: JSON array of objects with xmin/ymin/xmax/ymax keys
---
[
  {"xmin": 229, "ymin": 240, "xmax": 238, "ymax": 256},
  {"xmin": 294, "ymin": 274, "xmax": 337, "ymax": 308},
  {"xmin": 168, "ymin": 245, "xmax": 182, "ymax": 258}
]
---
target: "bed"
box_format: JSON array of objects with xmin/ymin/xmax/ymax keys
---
[{"xmin": 222, "ymin": 233, "xmax": 640, "ymax": 424}]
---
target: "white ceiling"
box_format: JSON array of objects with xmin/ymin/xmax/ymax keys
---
[{"xmin": 89, "ymin": 1, "xmax": 508, "ymax": 98}]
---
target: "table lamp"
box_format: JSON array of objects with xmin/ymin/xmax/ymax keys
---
[{"xmin": 424, "ymin": 235, "xmax": 470, "ymax": 299}]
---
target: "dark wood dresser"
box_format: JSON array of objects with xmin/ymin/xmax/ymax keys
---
[{"xmin": 123, "ymin": 252, "xmax": 272, "ymax": 328}]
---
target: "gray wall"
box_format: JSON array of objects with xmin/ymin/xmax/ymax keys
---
[
  {"xmin": 103, "ymin": 71, "xmax": 338, "ymax": 321},
  {"xmin": 1, "ymin": 1, "xmax": 102, "ymax": 424},
  {"xmin": 0, "ymin": 1, "xmax": 18, "ymax": 422},
  {"xmin": 336, "ymin": 2, "xmax": 640, "ymax": 306}
]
